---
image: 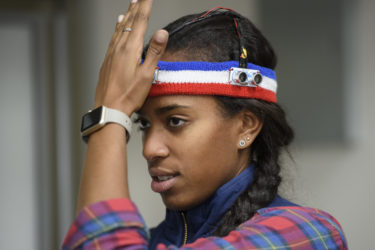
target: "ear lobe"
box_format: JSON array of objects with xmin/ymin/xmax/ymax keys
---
[{"xmin": 237, "ymin": 110, "xmax": 263, "ymax": 148}]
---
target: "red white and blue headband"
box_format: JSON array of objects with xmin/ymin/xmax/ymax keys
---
[
  {"xmin": 147, "ymin": 7, "xmax": 277, "ymax": 103},
  {"xmin": 149, "ymin": 60, "xmax": 278, "ymax": 103}
]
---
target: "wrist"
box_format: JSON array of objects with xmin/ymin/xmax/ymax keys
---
[
  {"xmin": 93, "ymin": 97, "xmax": 137, "ymax": 117},
  {"xmin": 81, "ymin": 106, "xmax": 132, "ymax": 143},
  {"xmin": 88, "ymin": 123, "xmax": 127, "ymax": 145}
]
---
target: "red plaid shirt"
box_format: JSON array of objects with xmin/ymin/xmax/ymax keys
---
[{"xmin": 62, "ymin": 198, "xmax": 347, "ymax": 249}]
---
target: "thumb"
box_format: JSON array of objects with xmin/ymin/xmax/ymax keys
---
[{"xmin": 141, "ymin": 29, "xmax": 169, "ymax": 75}]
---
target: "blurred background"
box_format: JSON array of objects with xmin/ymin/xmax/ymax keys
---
[{"xmin": 0, "ymin": 0, "xmax": 374, "ymax": 249}]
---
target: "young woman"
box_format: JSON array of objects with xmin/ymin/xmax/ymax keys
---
[{"xmin": 63, "ymin": 1, "xmax": 347, "ymax": 249}]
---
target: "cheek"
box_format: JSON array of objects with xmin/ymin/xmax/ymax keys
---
[
  {"xmin": 179, "ymin": 121, "xmax": 237, "ymax": 182},
  {"xmin": 162, "ymin": 120, "xmax": 240, "ymax": 210}
]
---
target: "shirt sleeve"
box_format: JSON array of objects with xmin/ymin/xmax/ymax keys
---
[{"xmin": 62, "ymin": 198, "xmax": 347, "ymax": 250}]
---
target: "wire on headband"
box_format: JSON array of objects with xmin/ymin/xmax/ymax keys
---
[
  {"xmin": 168, "ymin": 7, "xmax": 249, "ymax": 69},
  {"xmin": 233, "ymin": 17, "xmax": 248, "ymax": 68}
]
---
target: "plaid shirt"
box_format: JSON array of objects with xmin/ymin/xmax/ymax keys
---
[{"xmin": 62, "ymin": 198, "xmax": 347, "ymax": 249}]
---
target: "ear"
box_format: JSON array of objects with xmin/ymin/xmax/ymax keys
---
[{"xmin": 236, "ymin": 110, "xmax": 263, "ymax": 149}]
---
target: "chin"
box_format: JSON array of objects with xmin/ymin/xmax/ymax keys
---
[{"xmin": 162, "ymin": 194, "xmax": 201, "ymax": 211}]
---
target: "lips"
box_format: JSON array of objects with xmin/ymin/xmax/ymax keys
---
[
  {"xmin": 155, "ymin": 176, "xmax": 175, "ymax": 182},
  {"xmin": 149, "ymin": 168, "xmax": 179, "ymax": 193}
]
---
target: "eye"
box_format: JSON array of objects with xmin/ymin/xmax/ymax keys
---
[
  {"xmin": 134, "ymin": 117, "xmax": 150, "ymax": 131},
  {"xmin": 167, "ymin": 117, "xmax": 186, "ymax": 128}
]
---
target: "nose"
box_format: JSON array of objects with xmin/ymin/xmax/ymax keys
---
[{"xmin": 142, "ymin": 128, "xmax": 169, "ymax": 163}]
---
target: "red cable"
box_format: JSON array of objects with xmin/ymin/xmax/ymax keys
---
[{"xmin": 199, "ymin": 6, "xmax": 236, "ymax": 18}]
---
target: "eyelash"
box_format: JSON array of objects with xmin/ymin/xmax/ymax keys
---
[
  {"xmin": 134, "ymin": 116, "xmax": 187, "ymax": 131},
  {"xmin": 134, "ymin": 117, "xmax": 150, "ymax": 131},
  {"xmin": 167, "ymin": 117, "xmax": 186, "ymax": 128}
]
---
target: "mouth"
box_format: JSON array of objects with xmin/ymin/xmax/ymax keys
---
[
  {"xmin": 153, "ymin": 175, "xmax": 177, "ymax": 182},
  {"xmin": 150, "ymin": 173, "xmax": 179, "ymax": 193}
]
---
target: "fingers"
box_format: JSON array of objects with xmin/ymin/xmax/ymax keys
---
[
  {"xmin": 109, "ymin": 0, "xmax": 154, "ymax": 65},
  {"xmin": 114, "ymin": 2, "xmax": 138, "ymax": 40},
  {"xmin": 126, "ymin": 0, "xmax": 154, "ymax": 46},
  {"xmin": 110, "ymin": 0, "xmax": 153, "ymax": 52},
  {"xmin": 141, "ymin": 29, "xmax": 169, "ymax": 77},
  {"xmin": 105, "ymin": 2, "xmax": 138, "ymax": 59},
  {"xmin": 114, "ymin": 1, "xmax": 139, "ymax": 44}
]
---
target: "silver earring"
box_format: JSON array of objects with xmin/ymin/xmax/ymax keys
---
[
  {"xmin": 246, "ymin": 136, "xmax": 251, "ymax": 141},
  {"xmin": 239, "ymin": 140, "xmax": 246, "ymax": 147}
]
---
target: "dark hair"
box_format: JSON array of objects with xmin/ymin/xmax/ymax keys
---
[{"xmin": 143, "ymin": 10, "xmax": 294, "ymax": 236}]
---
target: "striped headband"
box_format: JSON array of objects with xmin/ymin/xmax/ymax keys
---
[{"xmin": 149, "ymin": 61, "xmax": 278, "ymax": 103}]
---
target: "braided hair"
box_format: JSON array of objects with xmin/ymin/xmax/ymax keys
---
[{"xmin": 143, "ymin": 9, "xmax": 294, "ymax": 237}]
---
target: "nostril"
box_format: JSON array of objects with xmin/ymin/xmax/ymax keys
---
[
  {"xmin": 143, "ymin": 142, "xmax": 169, "ymax": 163},
  {"xmin": 145, "ymin": 152, "xmax": 169, "ymax": 167}
]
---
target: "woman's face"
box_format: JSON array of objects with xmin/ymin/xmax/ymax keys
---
[{"xmin": 137, "ymin": 95, "xmax": 250, "ymax": 210}]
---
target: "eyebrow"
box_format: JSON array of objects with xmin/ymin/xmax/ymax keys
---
[{"xmin": 154, "ymin": 104, "xmax": 190, "ymax": 116}]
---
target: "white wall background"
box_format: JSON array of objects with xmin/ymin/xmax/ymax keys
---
[
  {"xmin": 0, "ymin": 24, "xmax": 38, "ymax": 250},
  {"xmin": 291, "ymin": 0, "xmax": 375, "ymax": 246}
]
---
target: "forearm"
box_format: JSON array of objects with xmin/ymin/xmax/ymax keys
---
[
  {"xmin": 73, "ymin": 0, "xmax": 168, "ymax": 219},
  {"xmin": 76, "ymin": 123, "xmax": 130, "ymax": 213}
]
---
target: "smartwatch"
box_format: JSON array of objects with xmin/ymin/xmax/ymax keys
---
[{"xmin": 81, "ymin": 106, "xmax": 132, "ymax": 143}]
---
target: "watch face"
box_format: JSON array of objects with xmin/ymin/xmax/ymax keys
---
[{"xmin": 81, "ymin": 106, "xmax": 103, "ymax": 132}]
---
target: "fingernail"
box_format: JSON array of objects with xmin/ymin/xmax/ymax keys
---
[
  {"xmin": 131, "ymin": 0, "xmax": 138, "ymax": 3},
  {"xmin": 118, "ymin": 14, "xmax": 124, "ymax": 23},
  {"xmin": 154, "ymin": 30, "xmax": 169, "ymax": 43}
]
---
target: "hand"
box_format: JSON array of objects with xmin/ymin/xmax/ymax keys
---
[{"xmin": 94, "ymin": 0, "xmax": 168, "ymax": 116}]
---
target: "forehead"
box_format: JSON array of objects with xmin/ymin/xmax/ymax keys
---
[{"xmin": 139, "ymin": 95, "xmax": 220, "ymax": 115}]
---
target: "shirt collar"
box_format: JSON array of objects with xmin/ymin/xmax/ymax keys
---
[{"xmin": 164, "ymin": 164, "xmax": 255, "ymax": 243}]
